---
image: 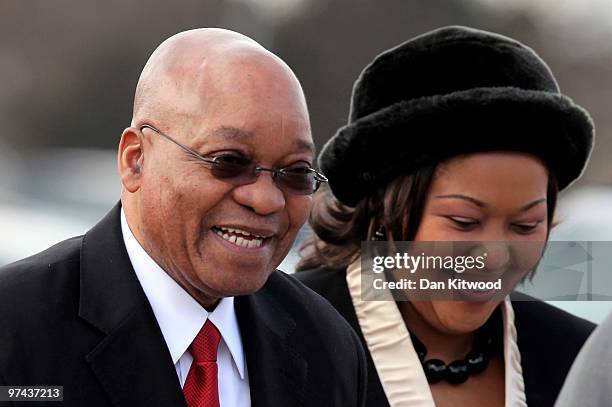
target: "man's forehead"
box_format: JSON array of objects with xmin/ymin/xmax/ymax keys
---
[
  {"xmin": 133, "ymin": 29, "xmax": 298, "ymax": 125},
  {"xmin": 161, "ymin": 34, "xmax": 291, "ymax": 93},
  {"xmin": 159, "ymin": 46, "xmax": 305, "ymax": 126},
  {"xmin": 201, "ymin": 125, "xmax": 315, "ymax": 154}
]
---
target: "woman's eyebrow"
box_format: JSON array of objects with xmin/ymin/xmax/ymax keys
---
[
  {"xmin": 520, "ymin": 198, "xmax": 546, "ymax": 212},
  {"xmin": 434, "ymin": 194, "xmax": 486, "ymax": 207},
  {"xmin": 434, "ymin": 194, "xmax": 546, "ymax": 212}
]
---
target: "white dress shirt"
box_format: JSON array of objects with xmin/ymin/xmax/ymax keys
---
[{"xmin": 121, "ymin": 209, "xmax": 251, "ymax": 406}]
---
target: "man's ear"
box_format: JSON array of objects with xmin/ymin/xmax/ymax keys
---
[{"xmin": 118, "ymin": 127, "xmax": 144, "ymax": 193}]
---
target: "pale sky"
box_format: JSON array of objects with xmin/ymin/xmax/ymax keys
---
[{"xmin": 473, "ymin": 0, "xmax": 612, "ymax": 58}]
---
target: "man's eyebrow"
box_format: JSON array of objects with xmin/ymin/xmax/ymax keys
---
[
  {"xmin": 209, "ymin": 126, "xmax": 254, "ymax": 140},
  {"xmin": 295, "ymin": 139, "xmax": 316, "ymax": 154},
  {"xmin": 208, "ymin": 125, "xmax": 315, "ymax": 154}
]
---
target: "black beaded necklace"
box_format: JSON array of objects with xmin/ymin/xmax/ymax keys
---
[{"xmin": 409, "ymin": 308, "xmax": 503, "ymax": 385}]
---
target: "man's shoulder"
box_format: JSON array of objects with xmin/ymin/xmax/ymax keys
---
[
  {"xmin": 294, "ymin": 266, "xmax": 349, "ymax": 300},
  {"xmin": 295, "ymin": 266, "xmax": 346, "ymax": 287},
  {"xmin": 0, "ymin": 236, "xmax": 86, "ymax": 371},
  {"xmin": 259, "ymin": 270, "xmax": 365, "ymax": 368},
  {"xmin": 0, "ymin": 235, "xmax": 82, "ymax": 281},
  {"xmin": 261, "ymin": 270, "xmax": 358, "ymax": 340},
  {"xmin": 246, "ymin": 270, "xmax": 366, "ymax": 405},
  {"xmin": 0, "ymin": 236, "xmax": 83, "ymax": 311},
  {"xmin": 264, "ymin": 269, "xmax": 345, "ymax": 317}
]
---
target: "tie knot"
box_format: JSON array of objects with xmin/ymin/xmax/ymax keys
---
[{"xmin": 189, "ymin": 319, "xmax": 221, "ymax": 363}]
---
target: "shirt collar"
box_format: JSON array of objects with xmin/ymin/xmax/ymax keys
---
[{"xmin": 120, "ymin": 208, "xmax": 246, "ymax": 378}]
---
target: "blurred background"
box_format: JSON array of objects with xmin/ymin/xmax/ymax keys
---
[{"xmin": 1, "ymin": 0, "xmax": 612, "ymax": 321}]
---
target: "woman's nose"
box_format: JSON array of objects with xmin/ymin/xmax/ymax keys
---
[{"xmin": 472, "ymin": 242, "xmax": 511, "ymax": 273}]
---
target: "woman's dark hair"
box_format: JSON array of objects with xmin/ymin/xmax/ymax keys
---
[{"xmin": 296, "ymin": 162, "xmax": 559, "ymax": 272}]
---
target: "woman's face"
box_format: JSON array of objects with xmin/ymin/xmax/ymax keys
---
[{"xmin": 411, "ymin": 151, "xmax": 549, "ymax": 334}]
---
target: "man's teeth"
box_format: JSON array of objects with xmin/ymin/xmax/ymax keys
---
[{"xmin": 214, "ymin": 226, "xmax": 265, "ymax": 248}]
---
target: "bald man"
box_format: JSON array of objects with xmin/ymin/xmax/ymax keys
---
[{"xmin": 0, "ymin": 29, "xmax": 366, "ymax": 406}]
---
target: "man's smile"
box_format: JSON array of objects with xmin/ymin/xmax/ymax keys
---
[{"xmin": 212, "ymin": 225, "xmax": 273, "ymax": 249}]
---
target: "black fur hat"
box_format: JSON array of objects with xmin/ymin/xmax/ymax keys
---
[{"xmin": 319, "ymin": 26, "xmax": 594, "ymax": 207}]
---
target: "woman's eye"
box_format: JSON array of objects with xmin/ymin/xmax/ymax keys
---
[
  {"xmin": 447, "ymin": 216, "xmax": 479, "ymax": 230},
  {"xmin": 512, "ymin": 221, "xmax": 542, "ymax": 234}
]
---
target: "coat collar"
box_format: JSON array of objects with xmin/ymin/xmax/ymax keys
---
[
  {"xmin": 78, "ymin": 203, "xmax": 308, "ymax": 406},
  {"xmin": 78, "ymin": 203, "xmax": 187, "ymax": 406},
  {"xmin": 79, "ymin": 203, "xmax": 146, "ymax": 334}
]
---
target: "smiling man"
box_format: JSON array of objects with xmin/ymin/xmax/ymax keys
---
[{"xmin": 0, "ymin": 29, "xmax": 366, "ymax": 407}]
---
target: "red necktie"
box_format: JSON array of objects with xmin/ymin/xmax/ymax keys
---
[{"xmin": 183, "ymin": 319, "xmax": 221, "ymax": 407}]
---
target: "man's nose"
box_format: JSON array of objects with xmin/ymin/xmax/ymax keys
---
[{"xmin": 231, "ymin": 172, "xmax": 286, "ymax": 215}]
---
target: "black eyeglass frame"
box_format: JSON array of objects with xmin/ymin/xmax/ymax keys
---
[{"xmin": 139, "ymin": 124, "xmax": 328, "ymax": 195}]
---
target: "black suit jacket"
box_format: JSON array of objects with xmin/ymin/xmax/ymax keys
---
[
  {"xmin": 296, "ymin": 267, "xmax": 595, "ymax": 407},
  {"xmin": 0, "ymin": 205, "xmax": 367, "ymax": 407}
]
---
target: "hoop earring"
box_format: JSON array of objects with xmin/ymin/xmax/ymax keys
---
[{"xmin": 372, "ymin": 225, "xmax": 385, "ymax": 241}]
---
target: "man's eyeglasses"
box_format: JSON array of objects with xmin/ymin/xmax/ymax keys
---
[{"xmin": 140, "ymin": 124, "xmax": 328, "ymax": 195}]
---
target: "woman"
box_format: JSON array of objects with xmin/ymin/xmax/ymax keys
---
[{"xmin": 296, "ymin": 26, "xmax": 595, "ymax": 407}]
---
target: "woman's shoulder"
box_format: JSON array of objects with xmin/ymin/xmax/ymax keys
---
[
  {"xmin": 510, "ymin": 292, "xmax": 596, "ymax": 405},
  {"xmin": 511, "ymin": 292, "xmax": 596, "ymax": 342}
]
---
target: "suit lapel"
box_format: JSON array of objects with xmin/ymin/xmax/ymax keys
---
[
  {"xmin": 78, "ymin": 203, "xmax": 186, "ymax": 407},
  {"xmin": 84, "ymin": 303, "xmax": 187, "ymax": 407},
  {"xmin": 236, "ymin": 286, "xmax": 308, "ymax": 407}
]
